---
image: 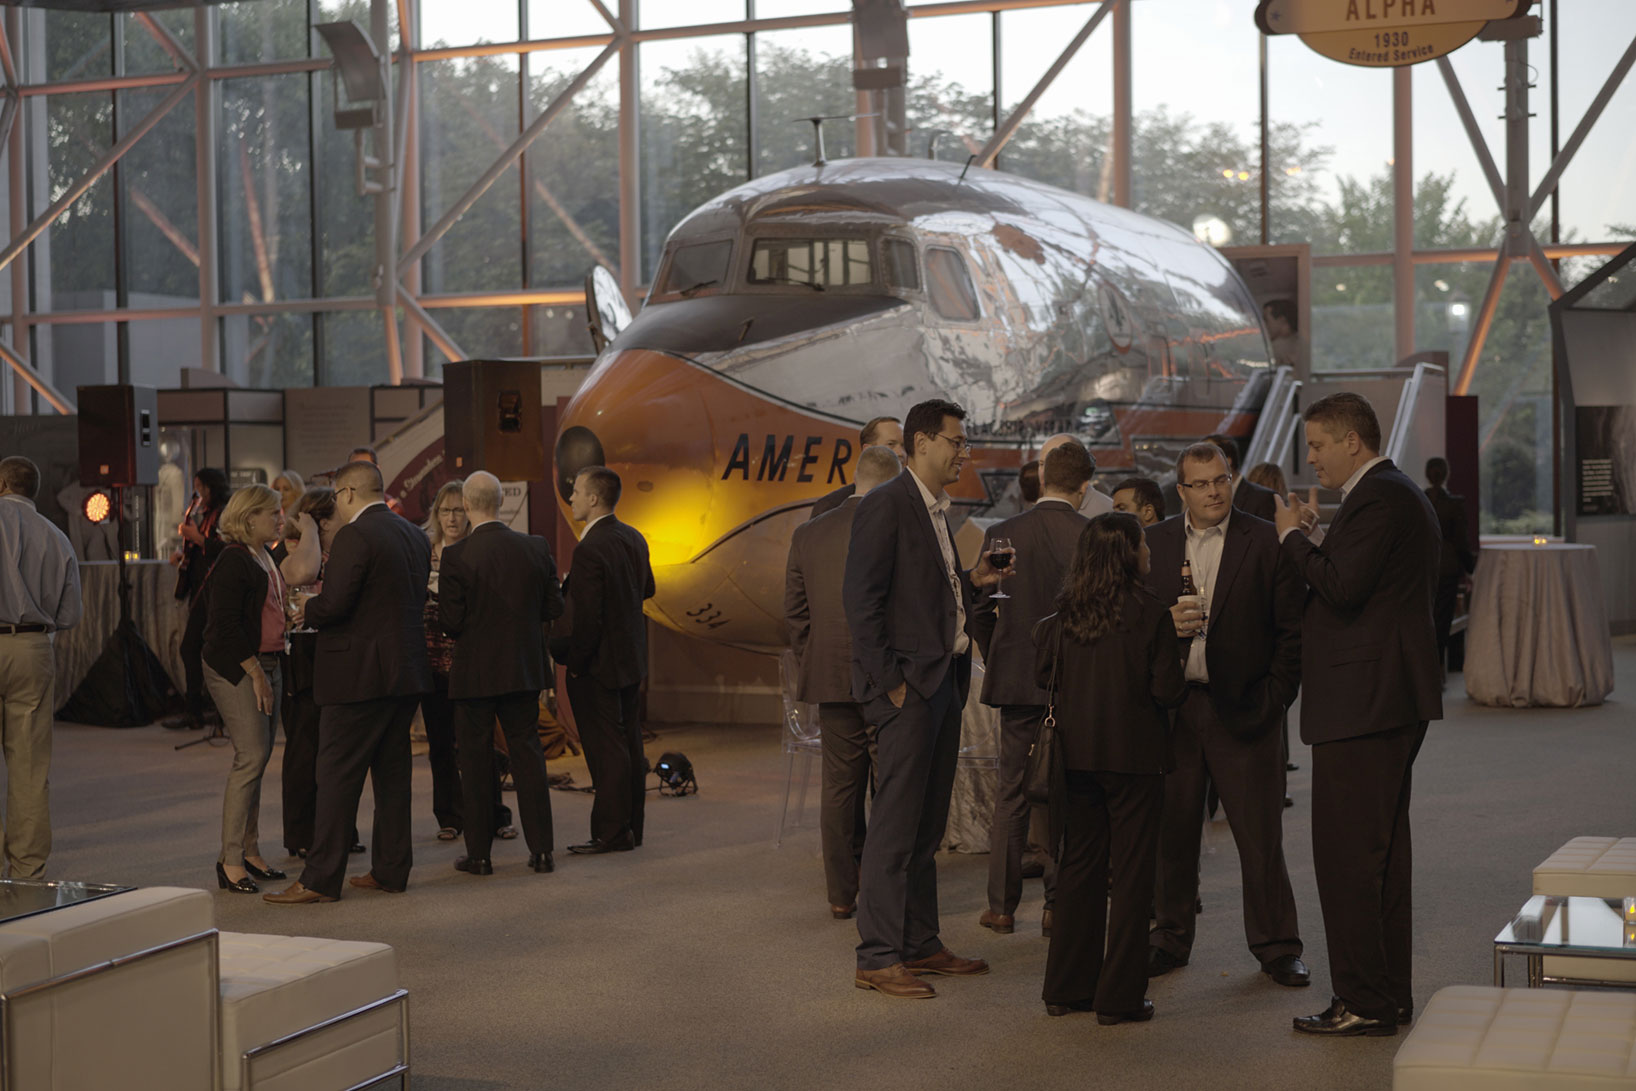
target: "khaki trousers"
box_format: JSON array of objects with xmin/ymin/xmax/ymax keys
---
[{"xmin": 0, "ymin": 631, "xmax": 54, "ymax": 878}]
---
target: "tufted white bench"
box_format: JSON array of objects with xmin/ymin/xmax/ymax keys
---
[
  {"xmin": 1534, "ymin": 837, "xmax": 1636, "ymax": 985},
  {"xmin": 1394, "ymin": 986, "xmax": 1636, "ymax": 1090},
  {"xmin": 217, "ymin": 932, "xmax": 407, "ymax": 1091}
]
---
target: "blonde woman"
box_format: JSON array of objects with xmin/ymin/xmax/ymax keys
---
[
  {"xmin": 201, "ymin": 484, "xmax": 289, "ymax": 893},
  {"xmin": 271, "ymin": 470, "xmax": 305, "ymax": 515},
  {"xmin": 422, "ymin": 480, "xmax": 515, "ymax": 842}
]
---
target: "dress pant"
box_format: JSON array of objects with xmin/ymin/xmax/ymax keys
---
[
  {"xmin": 1151, "ymin": 686, "xmax": 1301, "ymax": 965},
  {"xmin": 1043, "ymin": 769, "xmax": 1163, "ymax": 1013},
  {"xmin": 1433, "ymin": 576, "xmax": 1459, "ymax": 667},
  {"xmin": 420, "ymin": 677, "xmax": 510, "ymax": 833},
  {"xmin": 204, "ymin": 655, "xmax": 281, "ymax": 867},
  {"xmin": 281, "ymin": 636, "xmax": 358, "ymax": 855},
  {"xmin": 298, "ymin": 695, "xmax": 418, "ymax": 898},
  {"xmin": 455, "ymin": 691, "xmax": 553, "ymax": 861},
  {"xmin": 817, "ymin": 701, "xmax": 872, "ymax": 910},
  {"xmin": 855, "ymin": 669, "xmax": 962, "ymax": 971},
  {"xmin": 566, "ymin": 676, "xmax": 645, "ymax": 844},
  {"xmin": 988, "ymin": 704, "xmax": 1057, "ymax": 917},
  {"xmin": 1312, "ymin": 721, "xmax": 1428, "ymax": 1023},
  {"xmin": 0, "ymin": 631, "xmax": 55, "ymax": 878}
]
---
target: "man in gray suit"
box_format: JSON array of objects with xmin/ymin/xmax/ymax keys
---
[
  {"xmin": 970, "ymin": 440, "xmax": 1094, "ymax": 937},
  {"xmin": 784, "ymin": 446, "xmax": 903, "ymax": 919}
]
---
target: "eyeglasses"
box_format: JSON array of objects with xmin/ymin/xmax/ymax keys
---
[
  {"xmin": 1179, "ymin": 473, "xmax": 1233, "ymax": 492},
  {"xmin": 933, "ymin": 432, "xmax": 970, "ymax": 454},
  {"xmin": 335, "ymin": 485, "xmax": 356, "ymax": 501}
]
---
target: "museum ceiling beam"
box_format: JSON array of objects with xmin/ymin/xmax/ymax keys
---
[{"xmin": 976, "ymin": 0, "xmax": 1112, "ymax": 169}]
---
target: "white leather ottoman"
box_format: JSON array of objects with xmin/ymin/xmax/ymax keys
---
[
  {"xmin": 1394, "ymin": 986, "xmax": 1636, "ymax": 1090},
  {"xmin": 217, "ymin": 931, "xmax": 407, "ymax": 1091},
  {"xmin": 0, "ymin": 885, "xmax": 217, "ymax": 1091},
  {"xmin": 1534, "ymin": 837, "xmax": 1636, "ymax": 984}
]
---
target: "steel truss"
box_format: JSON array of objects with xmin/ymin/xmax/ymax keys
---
[{"xmin": 0, "ymin": 1, "xmax": 1633, "ymax": 410}]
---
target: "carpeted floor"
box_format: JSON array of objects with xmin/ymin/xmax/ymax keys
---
[{"xmin": 34, "ymin": 637, "xmax": 1636, "ymax": 1090}]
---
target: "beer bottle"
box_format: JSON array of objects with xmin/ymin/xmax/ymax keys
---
[{"xmin": 1180, "ymin": 558, "xmax": 1198, "ymax": 598}]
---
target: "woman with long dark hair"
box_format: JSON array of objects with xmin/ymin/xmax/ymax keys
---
[
  {"xmin": 1034, "ymin": 512, "xmax": 1187, "ymax": 1023},
  {"xmin": 166, "ymin": 467, "xmax": 231, "ymax": 731}
]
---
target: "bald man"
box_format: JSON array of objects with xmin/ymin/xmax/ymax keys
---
[{"xmin": 1040, "ymin": 433, "xmax": 1113, "ymax": 516}]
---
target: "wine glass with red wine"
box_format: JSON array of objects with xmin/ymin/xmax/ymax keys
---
[{"xmin": 989, "ymin": 537, "xmax": 1015, "ymax": 599}]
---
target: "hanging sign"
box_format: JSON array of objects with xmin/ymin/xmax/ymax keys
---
[{"xmin": 1255, "ymin": 0, "xmax": 1526, "ymax": 67}]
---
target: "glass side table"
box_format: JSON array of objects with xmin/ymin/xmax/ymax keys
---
[
  {"xmin": 1493, "ymin": 894, "xmax": 1636, "ymax": 987},
  {"xmin": 0, "ymin": 878, "xmax": 133, "ymax": 927}
]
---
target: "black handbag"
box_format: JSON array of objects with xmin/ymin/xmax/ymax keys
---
[{"xmin": 1024, "ymin": 625, "xmax": 1063, "ymax": 805}]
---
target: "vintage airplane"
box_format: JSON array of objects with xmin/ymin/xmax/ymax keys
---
[{"xmin": 554, "ymin": 156, "xmax": 1275, "ymax": 650}]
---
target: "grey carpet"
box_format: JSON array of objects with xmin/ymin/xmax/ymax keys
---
[{"xmin": 36, "ymin": 636, "xmax": 1636, "ymax": 1090}]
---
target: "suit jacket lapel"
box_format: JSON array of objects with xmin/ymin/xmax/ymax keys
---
[
  {"xmin": 1210, "ymin": 515, "xmax": 1250, "ymax": 620},
  {"xmin": 901, "ymin": 470, "xmax": 944, "ymax": 565}
]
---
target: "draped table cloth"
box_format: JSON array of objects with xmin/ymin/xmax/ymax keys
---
[
  {"xmin": 1464, "ymin": 543, "xmax": 1615, "ymax": 708},
  {"xmin": 53, "ymin": 560, "xmax": 190, "ymax": 706}
]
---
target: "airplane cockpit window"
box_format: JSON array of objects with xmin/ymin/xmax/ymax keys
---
[
  {"xmin": 925, "ymin": 247, "xmax": 980, "ymax": 321},
  {"xmin": 659, "ymin": 240, "xmax": 732, "ymax": 297},
  {"xmin": 748, "ymin": 238, "xmax": 873, "ymax": 290},
  {"xmin": 884, "ymin": 238, "xmax": 920, "ymax": 291}
]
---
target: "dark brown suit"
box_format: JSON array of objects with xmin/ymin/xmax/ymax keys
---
[
  {"xmin": 1143, "ymin": 511, "xmax": 1304, "ymax": 967},
  {"xmin": 1234, "ymin": 477, "xmax": 1279, "ymax": 522},
  {"xmin": 786, "ymin": 497, "xmax": 873, "ymax": 909},
  {"xmin": 970, "ymin": 498, "xmax": 1087, "ymax": 919},
  {"xmin": 1282, "ymin": 458, "xmax": 1441, "ymax": 1022},
  {"xmin": 1425, "ymin": 484, "xmax": 1476, "ymax": 665}
]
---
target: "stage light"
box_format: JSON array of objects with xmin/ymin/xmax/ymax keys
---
[
  {"xmin": 83, "ymin": 489, "xmax": 112, "ymax": 524},
  {"xmin": 654, "ymin": 751, "xmax": 698, "ymax": 797}
]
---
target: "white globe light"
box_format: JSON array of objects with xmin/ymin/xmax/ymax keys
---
[{"xmin": 1192, "ymin": 215, "xmax": 1232, "ymax": 247}]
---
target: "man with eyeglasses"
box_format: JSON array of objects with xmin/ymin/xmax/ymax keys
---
[
  {"xmin": 1143, "ymin": 442, "xmax": 1308, "ymax": 990},
  {"xmin": 843, "ymin": 397, "xmax": 1006, "ymax": 999},
  {"xmin": 266, "ymin": 460, "xmax": 431, "ymax": 903}
]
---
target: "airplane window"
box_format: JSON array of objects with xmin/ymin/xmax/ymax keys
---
[
  {"xmin": 884, "ymin": 239, "xmax": 920, "ymax": 290},
  {"xmin": 926, "ymin": 247, "xmax": 980, "ymax": 321},
  {"xmin": 660, "ymin": 240, "xmax": 732, "ymax": 296},
  {"xmin": 749, "ymin": 238, "xmax": 873, "ymax": 289}
]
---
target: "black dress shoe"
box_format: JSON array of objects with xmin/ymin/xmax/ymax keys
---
[
  {"xmin": 1286, "ymin": 761, "xmax": 1299, "ymax": 771},
  {"xmin": 1262, "ymin": 954, "xmax": 1311, "ymax": 987},
  {"xmin": 1045, "ymin": 999, "xmax": 1095, "ymax": 1017},
  {"xmin": 529, "ymin": 853, "xmax": 554, "ymax": 873},
  {"xmin": 243, "ymin": 858, "xmax": 287, "ymax": 881},
  {"xmin": 568, "ymin": 832, "xmax": 636, "ymax": 855},
  {"xmin": 1097, "ymin": 1000, "xmax": 1155, "ymax": 1025},
  {"xmin": 349, "ymin": 841, "xmax": 367, "ymax": 854},
  {"xmin": 215, "ymin": 861, "xmax": 259, "ymax": 894},
  {"xmin": 1293, "ymin": 997, "xmax": 1397, "ymax": 1037},
  {"xmin": 1398, "ymin": 1006, "xmax": 1413, "ymax": 1026},
  {"xmin": 1147, "ymin": 948, "xmax": 1187, "ymax": 977},
  {"xmin": 454, "ymin": 855, "xmax": 494, "ymax": 875}
]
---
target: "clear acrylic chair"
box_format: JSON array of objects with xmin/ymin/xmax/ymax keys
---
[{"xmin": 775, "ymin": 648, "xmax": 823, "ymax": 846}]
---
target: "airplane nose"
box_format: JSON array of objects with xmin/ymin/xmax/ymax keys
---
[{"xmin": 554, "ymin": 425, "xmax": 605, "ymax": 502}]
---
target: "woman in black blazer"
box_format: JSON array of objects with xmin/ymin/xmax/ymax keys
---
[
  {"xmin": 201, "ymin": 484, "xmax": 290, "ymax": 894},
  {"xmin": 1033, "ymin": 512, "xmax": 1187, "ymax": 1024}
]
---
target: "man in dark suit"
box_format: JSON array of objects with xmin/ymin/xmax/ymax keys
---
[
  {"xmin": 1207, "ymin": 433, "xmax": 1277, "ymax": 522},
  {"xmin": 784, "ymin": 445, "xmax": 903, "ymax": 919},
  {"xmin": 810, "ymin": 416, "xmax": 905, "ymax": 519},
  {"xmin": 1274, "ymin": 393, "xmax": 1442, "ymax": 1036},
  {"xmin": 266, "ymin": 461, "xmax": 432, "ymax": 903},
  {"xmin": 1424, "ymin": 457, "xmax": 1477, "ymax": 669},
  {"xmin": 550, "ymin": 466, "xmax": 656, "ymax": 855},
  {"xmin": 1144, "ymin": 443, "xmax": 1307, "ymax": 987},
  {"xmin": 439, "ymin": 471, "xmax": 564, "ymax": 876},
  {"xmin": 844, "ymin": 398, "xmax": 1005, "ymax": 1000},
  {"xmin": 970, "ymin": 440, "xmax": 1093, "ymax": 937}
]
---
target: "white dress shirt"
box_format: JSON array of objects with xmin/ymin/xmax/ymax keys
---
[
  {"xmin": 1340, "ymin": 455, "xmax": 1389, "ymax": 499},
  {"xmin": 909, "ymin": 469, "xmax": 969, "ymax": 656},
  {"xmin": 1182, "ymin": 507, "xmax": 1230, "ymax": 683},
  {"xmin": 349, "ymin": 499, "xmax": 386, "ymax": 524}
]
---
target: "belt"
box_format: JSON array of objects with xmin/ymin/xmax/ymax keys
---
[{"xmin": 0, "ymin": 623, "xmax": 49, "ymax": 635}]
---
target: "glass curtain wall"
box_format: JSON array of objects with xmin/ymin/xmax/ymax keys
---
[{"xmin": 7, "ymin": 0, "xmax": 1633, "ymax": 531}]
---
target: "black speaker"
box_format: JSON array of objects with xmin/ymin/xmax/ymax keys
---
[
  {"xmin": 443, "ymin": 361, "xmax": 545, "ymax": 482},
  {"xmin": 77, "ymin": 384, "xmax": 159, "ymax": 487}
]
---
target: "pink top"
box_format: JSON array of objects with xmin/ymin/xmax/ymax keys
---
[{"xmin": 258, "ymin": 554, "xmax": 286, "ymax": 653}]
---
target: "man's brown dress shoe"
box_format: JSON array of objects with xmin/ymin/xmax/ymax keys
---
[
  {"xmin": 1042, "ymin": 908, "xmax": 1053, "ymax": 938},
  {"xmin": 854, "ymin": 964, "xmax": 936, "ymax": 999},
  {"xmin": 348, "ymin": 873, "xmax": 404, "ymax": 893},
  {"xmin": 830, "ymin": 904, "xmax": 855, "ymax": 920},
  {"xmin": 979, "ymin": 910, "xmax": 1015, "ymax": 934},
  {"xmin": 903, "ymin": 948, "xmax": 989, "ymax": 976},
  {"xmin": 262, "ymin": 882, "xmax": 337, "ymax": 905}
]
